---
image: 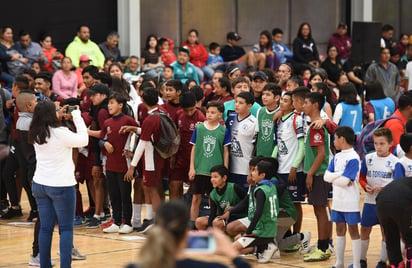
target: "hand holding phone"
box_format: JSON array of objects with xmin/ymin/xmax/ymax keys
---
[{"xmin": 185, "ymin": 231, "xmax": 216, "ymax": 253}]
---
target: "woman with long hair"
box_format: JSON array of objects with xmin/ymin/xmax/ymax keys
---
[
  {"xmin": 39, "ymin": 33, "xmax": 63, "ymax": 72},
  {"xmin": 52, "ymin": 57, "xmax": 78, "ymax": 98},
  {"xmin": 364, "ymin": 81, "xmax": 395, "ymax": 122},
  {"xmin": 292, "ymin": 22, "xmax": 320, "ymax": 73},
  {"xmin": 252, "ymin": 30, "xmax": 280, "ymax": 71},
  {"xmin": 333, "ymin": 82, "xmax": 362, "ymax": 134},
  {"xmin": 141, "ymin": 34, "xmax": 163, "ymax": 78},
  {"xmin": 320, "ymin": 45, "xmax": 342, "ymax": 87},
  {"xmin": 29, "ymin": 101, "xmax": 88, "ymax": 268},
  {"xmin": 181, "ymin": 29, "xmax": 211, "ymax": 81}
]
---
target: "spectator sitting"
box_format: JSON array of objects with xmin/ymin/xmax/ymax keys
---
[
  {"xmin": 15, "ymin": 30, "xmax": 48, "ymax": 69},
  {"xmin": 99, "ymin": 31, "xmax": 122, "ymax": 62},
  {"xmin": 272, "ymin": 28, "xmax": 293, "ymax": 64},
  {"xmin": 158, "ymin": 37, "xmax": 176, "ymax": 67},
  {"xmin": 39, "ymin": 33, "xmax": 63, "ymax": 72},
  {"xmin": 328, "ymin": 22, "xmax": 351, "ymax": 63},
  {"xmin": 220, "ymin": 31, "xmax": 255, "ymax": 72}
]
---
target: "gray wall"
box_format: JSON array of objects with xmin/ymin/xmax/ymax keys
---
[{"xmin": 373, "ymin": 0, "xmax": 412, "ymax": 40}]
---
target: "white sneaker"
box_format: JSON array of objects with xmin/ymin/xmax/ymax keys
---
[
  {"xmin": 29, "ymin": 254, "xmax": 55, "ymax": 266},
  {"xmin": 300, "ymin": 232, "xmax": 312, "ymax": 254},
  {"xmin": 71, "ymin": 247, "xmax": 86, "ymax": 260},
  {"xmin": 257, "ymin": 242, "xmax": 277, "ymax": 263},
  {"xmin": 271, "ymin": 247, "xmax": 281, "ymax": 259},
  {"xmin": 103, "ymin": 223, "xmax": 119, "ymax": 233},
  {"xmin": 119, "ymin": 224, "xmax": 134, "ymax": 234}
]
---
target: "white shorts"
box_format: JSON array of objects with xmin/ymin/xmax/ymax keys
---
[{"xmin": 238, "ymin": 217, "xmax": 251, "ymax": 228}]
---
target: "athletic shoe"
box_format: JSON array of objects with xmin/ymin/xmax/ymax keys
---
[
  {"xmin": 103, "ymin": 223, "xmax": 119, "ymax": 233},
  {"xmin": 86, "ymin": 217, "xmax": 101, "ymax": 229},
  {"xmin": 376, "ymin": 261, "xmax": 387, "ymax": 268},
  {"xmin": 300, "ymin": 232, "xmax": 312, "ymax": 254},
  {"xmin": 100, "ymin": 219, "xmax": 115, "ymax": 229},
  {"xmin": 119, "ymin": 224, "xmax": 134, "ymax": 234},
  {"xmin": 74, "ymin": 216, "xmax": 84, "ymax": 226},
  {"xmin": 29, "ymin": 254, "xmax": 55, "ymax": 266},
  {"xmin": 132, "ymin": 219, "xmax": 141, "ymax": 229},
  {"xmin": 303, "ymin": 248, "xmax": 331, "ymax": 262},
  {"xmin": 104, "ymin": 207, "xmax": 111, "ymax": 219},
  {"xmin": 83, "ymin": 207, "xmax": 95, "ymax": 218},
  {"xmin": 1, "ymin": 207, "xmax": 23, "ymax": 219},
  {"xmin": 135, "ymin": 219, "xmax": 154, "ymax": 233},
  {"xmin": 271, "ymin": 246, "xmax": 281, "ymax": 259},
  {"xmin": 71, "ymin": 247, "xmax": 86, "ymax": 260},
  {"xmin": 257, "ymin": 243, "xmax": 277, "ymax": 263},
  {"xmin": 284, "ymin": 244, "xmax": 300, "ymax": 252},
  {"xmin": 329, "ymin": 241, "xmax": 335, "ymax": 256},
  {"xmin": 27, "ymin": 210, "xmax": 38, "ymax": 222}
]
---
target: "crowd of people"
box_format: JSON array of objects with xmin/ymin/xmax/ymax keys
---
[{"xmin": 1, "ymin": 21, "xmax": 412, "ymax": 267}]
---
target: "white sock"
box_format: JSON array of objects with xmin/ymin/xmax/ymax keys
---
[
  {"xmin": 352, "ymin": 239, "xmax": 361, "ymax": 268},
  {"xmin": 99, "ymin": 212, "xmax": 105, "ymax": 218},
  {"xmin": 360, "ymin": 239, "xmax": 369, "ymax": 261},
  {"xmin": 93, "ymin": 214, "xmax": 100, "ymax": 219},
  {"xmin": 144, "ymin": 204, "xmax": 153, "ymax": 220},
  {"xmin": 401, "ymin": 239, "xmax": 405, "ymax": 256},
  {"xmin": 133, "ymin": 204, "xmax": 142, "ymax": 224},
  {"xmin": 380, "ymin": 241, "xmax": 388, "ymax": 262},
  {"xmin": 335, "ymin": 236, "xmax": 345, "ymax": 267}
]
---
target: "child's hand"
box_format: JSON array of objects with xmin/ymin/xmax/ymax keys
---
[
  {"xmin": 310, "ymin": 119, "xmax": 326, "ymax": 129},
  {"xmin": 122, "ymin": 150, "xmax": 134, "ymax": 159},
  {"xmin": 124, "ymin": 166, "xmax": 135, "ymax": 181},
  {"xmin": 104, "ymin": 142, "xmax": 114, "ymax": 154},
  {"xmin": 306, "ymin": 174, "xmax": 313, "ymax": 192},
  {"xmin": 373, "ymin": 186, "xmax": 384, "ymax": 194},
  {"xmin": 188, "ymin": 168, "xmax": 196, "ymax": 181},
  {"xmin": 365, "ymin": 184, "xmax": 374, "ymax": 193},
  {"xmin": 272, "ymin": 110, "xmax": 283, "ymax": 124},
  {"xmin": 216, "ymin": 211, "xmax": 230, "ymax": 221},
  {"xmin": 288, "ymin": 167, "xmax": 297, "ymax": 183}
]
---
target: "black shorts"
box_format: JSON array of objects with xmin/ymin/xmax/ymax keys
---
[
  {"xmin": 192, "ymin": 174, "xmax": 213, "ymax": 195},
  {"xmin": 277, "ymin": 172, "xmax": 306, "ymax": 202},
  {"xmin": 307, "ymin": 174, "xmax": 330, "ymax": 206}
]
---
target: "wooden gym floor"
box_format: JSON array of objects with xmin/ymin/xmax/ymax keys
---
[{"xmin": 0, "ymin": 184, "xmax": 385, "ymax": 267}]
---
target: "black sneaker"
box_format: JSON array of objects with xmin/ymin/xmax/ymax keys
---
[
  {"xmin": 1, "ymin": 207, "xmax": 23, "ymax": 219},
  {"xmin": 135, "ymin": 219, "xmax": 154, "ymax": 233},
  {"xmin": 27, "ymin": 210, "xmax": 38, "ymax": 222},
  {"xmin": 103, "ymin": 207, "xmax": 111, "ymax": 219},
  {"xmin": 376, "ymin": 261, "xmax": 386, "ymax": 268},
  {"xmin": 86, "ymin": 217, "xmax": 101, "ymax": 229},
  {"xmin": 83, "ymin": 207, "xmax": 95, "ymax": 219}
]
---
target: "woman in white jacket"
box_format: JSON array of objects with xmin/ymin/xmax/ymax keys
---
[{"xmin": 29, "ymin": 101, "xmax": 88, "ymax": 268}]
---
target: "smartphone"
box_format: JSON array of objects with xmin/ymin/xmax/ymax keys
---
[
  {"xmin": 185, "ymin": 231, "xmax": 216, "ymax": 253},
  {"xmin": 66, "ymin": 105, "xmax": 76, "ymax": 113}
]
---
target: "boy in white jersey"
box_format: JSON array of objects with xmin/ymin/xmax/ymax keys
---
[
  {"xmin": 324, "ymin": 126, "xmax": 361, "ymax": 268},
  {"xmin": 272, "ymin": 91, "xmax": 306, "ymax": 248},
  {"xmin": 226, "ymin": 91, "xmax": 258, "ymax": 189},
  {"xmin": 394, "ymin": 133, "xmax": 412, "ymax": 178},
  {"xmin": 255, "ymin": 83, "xmax": 281, "ymax": 156},
  {"xmin": 359, "ymin": 128, "xmax": 399, "ymax": 268}
]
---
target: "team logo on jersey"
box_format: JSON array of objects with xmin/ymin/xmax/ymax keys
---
[
  {"xmin": 189, "ymin": 123, "xmax": 195, "ymax": 131},
  {"xmin": 314, "ymin": 133, "xmax": 322, "ymax": 142},
  {"xmin": 261, "ymin": 119, "xmax": 273, "ymax": 142},
  {"xmin": 219, "ymin": 200, "xmax": 230, "ymax": 210},
  {"xmin": 106, "ymin": 126, "xmax": 112, "ymax": 135},
  {"xmin": 386, "ymin": 161, "xmax": 392, "ymax": 167},
  {"xmin": 230, "ymin": 138, "xmax": 243, "ymax": 158},
  {"xmin": 203, "ymin": 135, "xmax": 216, "ymax": 158},
  {"xmin": 278, "ymin": 140, "xmax": 288, "ymax": 155}
]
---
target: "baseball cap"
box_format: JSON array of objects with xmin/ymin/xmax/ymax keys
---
[
  {"xmin": 79, "ymin": 54, "xmax": 91, "ymax": 62},
  {"xmin": 253, "ymin": 71, "xmax": 268, "ymax": 81},
  {"xmin": 337, "ymin": 22, "xmax": 347, "ymax": 29},
  {"xmin": 178, "ymin": 46, "xmax": 191, "ymax": 56},
  {"xmin": 227, "ymin": 32, "xmax": 241, "ymax": 41},
  {"xmin": 86, "ymin": 83, "xmax": 110, "ymax": 95}
]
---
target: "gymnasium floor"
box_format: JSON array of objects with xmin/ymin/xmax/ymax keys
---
[{"xmin": 0, "ymin": 184, "xmax": 385, "ymax": 267}]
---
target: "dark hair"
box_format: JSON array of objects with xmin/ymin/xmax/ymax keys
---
[
  {"xmin": 108, "ymin": 91, "xmax": 127, "ymax": 107},
  {"xmin": 406, "ymin": 118, "xmax": 412, "ymax": 133},
  {"xmin": 259, "ymin": 30, "xmax": 272, "ymax": 51},
  {"xmin": 365, "ymin": 81, "xmax": 386, "ymax": 101},
  {"xmin": 288, "ymin": 75, "xmax": 304, "ymax": 87},
  {"xmin": 206, "ymin": 100, "xmax": 224, "ymax": 113},
  {"xmin": 39, "ymin": 32, "xmax": 51, "ymax": 42},
  {"xmin": 82, "ymin": 65, "xmax": 99, "ymax": 76},
  {"xmin": 327, "ymin": 45, "xmax": 339, "ymax": 60},
  {"xmin": 166, "ymin": 79, "xmax": 183, "ymax": 92},
  {"xmin": 104, "ymin": 57, "xmax": 114, "ymax": 65},
  {"xmin": 209, "ymin": 42, "xmax": 220, "ymax": 51},
  {"xmin": 305, "ymin": 92, "xmax": 324, "ymax": 111},
  {"xmin": 272, "ymin": 28, "xmax": 283, "ymax": 36},
  {"xmin": 313, "ymin": 82, "xmax": 333, "ymax": 109},
  {"xmin": 190, "ymin": 85, "xmax": 204, "ymax": 101},
  {"xmin": 373, "ymin": 127, "xmax": 393, "ymax": 143},
  {"xmin": 398, "ymin": 91, "xmax": 412, "ymax": 110},
  {"xmin": 158, "ymin": 37, "xmax": 168, "ymax": 47},
  {"xmin": 297, "ymin": 22, "xmax": 312, "ymax": 39},
  {"xmin": 335, "ymin": 126, "xmax": 356, "ymax": 145},
  {"xmin": 283, "ymin": 91, "xmax": 293, "ymax": 99},
  {"xmin": 309, "ymin": 72, "xmax": 326, "ymax": 83},
  {"xmin": 338, "ymin": 82, "xmax": 358, "ymax": 105},
  {"xmin": 110, "ymin": 76, "xmax": 130, "ymax": 101},
  {"xmin": 262, "ymin": 68, "xmax": 275, "ymax": 82},
  {"xmin": 23, "ymin": 69, "xmax": 37, "ymax": 78},
  {"xmin": 262, "ymin": 83, "xmax": 282, "ymax": 97},
  {"xmin": 77, "ymin": 24, "xmax": 89, "ymax": 32},
  {"xmin": 249, "ymin": 155, "xmax": 265, "ymax": 166},
  {"xmin": 382, "ymin": 24, "xmax": 394, "ymax": 32},
  {"xmin": 34, "ymin": 73, "xmax": 52, "ymax": 84},
  {"xmin": 107, "ymin": 31, "xmax": 119, "ymax": 39},
  {"xmin": 18, "ymin": 30, "xmax": 29, "ymax": 38},
  {"xmin": 210, "ymin": 164, "xmax": 229, "ymax": 178},
  {"xmin": 256, "ymin": 158, "xmax": 278, "ymax": 179},
  {"xmin": 140, "ymin": 81, "xmax": 155, "ymax": 91},
  {"xmin": 184, "ymin": 79, "xmax": 197, "ymax": 92},
  {"xmin": 179, "ymin": 91, "xmax": 196, "ymax": 108},
  {"xmin": 400, "ymin": 133, "xmax": 412, "ymax": 153},
  {"xmin": 0, "ymin": 26, "xmax": 12, "ymax": 35},
  {"xmin": 231, "ymin": 76, "xmax": 249, "ymax": 89},
  {"xmin": 142, "ymin": 88, "xmax": 158, "ymax": 106},
  {"xmin": 108, "ymin": 62, "xmax": 123, "ymax": 75},
  {"xmin": 28, "ymin": 101, "xmax": 61, "ymax": 145},
  {"xmin": 218, "ymin": 77, "xmax": 231, "ymax": 94},
  {"xmin": 237, "ymin": 91, "xmax": 254, "ymax": 105},
  {"xmin": 225, "ymin": 65, "xmax": 240, "ymax": 79},
  {"xmin": 145, "ymin": 34, "xmax": 158, "ymax": 51},
  {"xmin": 92, "ymin": 72, "xmax": 112, "ymax": 86},
  {"xmin": 164, "ymin": 65, "xmax": 174, "ymax": 72},
  {"xmin": 292, "ymin": 86, "xmax": 310, "ymax": 99},
  {"xmin": 14, "ymin": 75, "xmax": 29, "ymax": 89},
  {"xmin": 187, "ymin": 29, "xmax": 199, "ymax": 44}
]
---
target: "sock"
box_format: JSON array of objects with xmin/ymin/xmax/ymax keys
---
[
  {"xmin": 401, "ymin": 240, "xmax": 406, "ymax": 257},
  {"xmin": 352, "ymin": 239, "xmax": 361, "ymax": 268},
  {"xmin": 318, "ymin": 239, "xmax": 329, "ymax": 252},
  {"xmin": 93, "ymin": 214, "xmax": 100, "ymax": 219},
  {"xmin": 380, "ymin": 241, "xmax": 388, "ymax": 262},
  {"xmin": 360, "ymin": 239, "xmax": 369, "ymax": 261},
  {"xmin": 99, "ymin": 212, "xmax": 105, "ymax": 218},
  {"xmin": 335, "ymin": 236, "xmax": 345, "ymax": 267},
  {"xmin": 133, "ymin": 204, "xmax": 142, "ymax": 225},
  {"xmin": 144, "ymin": 204, "xmax": 153, "ymax": 220}
]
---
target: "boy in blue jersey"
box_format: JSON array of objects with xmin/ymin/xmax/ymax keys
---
[
  {"xmin": 394, "ymin": 133, "xmax": 412, "ymax": 178},
  {"xmin": 324, "ymin": 126, "xmax": 361, "ymax": 268}
]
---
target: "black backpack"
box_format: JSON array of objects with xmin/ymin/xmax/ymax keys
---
[{"xmin": 151, "ymin": 111, "xmax": 180, "ymax": 159}]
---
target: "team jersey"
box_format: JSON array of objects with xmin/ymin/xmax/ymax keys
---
[
  {"xmin": 360, "ymin": 152, "xmax": 399, "ymax": 204},
  {"xmin": 190, "ymin": 123, "xmax": 231, "ymax": 175},
  {"xmin": 271, "ymin": 176, "xmax": 298, "ymax": 221},
  {"xmin": 369, "ymin": 98, "xmax": 395, "ymax": 120},
  {"xmin": 248, "ymin": 181, "xmax": 278, "ymax": 238},
  {"xmin": 394, "ymin": 144, "xmax": 405, "ymax": 158},
  {"xmin": 394, "ymin": 156, "xmax": 412, "ymax": 179},
  {"xmin": 275, "ymin": 112, "xmax": 304, "ymax": 173},
  {"xmin": 255, "ymin": 106, "xmax": 278, "ymax": 156},
  {"xmin": 226, "ymin": 113, "xmax": 258, "ymax": 175},
  {"xmin": 303, "ymin": 126, "xmax": 330, "ymax": 175},
  {"xmin": 326, "ymin": 148, "xmax": 361, "ymax": 212},
  {"xmin": 223, "ymin": 100, "xmax": 261, "ymax": 122},
  {"xmin": 210, "ymin": 182, "xmax": 242, "ymax": 214},
  {"xmin": 335, "ymin": 102, "xmax": 362, "ymax": 135}
]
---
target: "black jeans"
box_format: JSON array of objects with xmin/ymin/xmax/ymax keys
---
[{"xmin": 106, "ymin": 171, "xmax": 132, "ymax": 226}]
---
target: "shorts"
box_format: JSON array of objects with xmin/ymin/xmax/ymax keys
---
[
  {"xmin": 192, "ymin": 175, "xmax": 213, "ymax": 195},
  {"xmin": 307, "ymin": 174, "xmax": 330, "ymax": 206},
  {"xmin": 236, "ymin": 236, "xmax": 274, "ymax": 253},
  {"xmin": 277, "ymin": 172, "xmax": 306, "ymax": 202},
  {"xmin": 361, "ymin": 203, "xmax": 380, "ymax": 227},
  {"xmin": 170, "ymin": 167, "xmax": 189, "ymax": 182},
  {"xmin": 331, "ymin": 210, "xmax": 361, "ymax": 225},
  {"xmin": 142, "ymin": 153, "xmax": 164, "ymax": 187},
  {"xmin": 229, "ymin": 173, "xmax": 248, "ymax": 190},
  {"xmin": 237, "ymin": 217, "xmax": 251, "ymax": 228}
]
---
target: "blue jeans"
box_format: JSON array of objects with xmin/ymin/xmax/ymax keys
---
[
  {"xmin": 32, "ymin": 182, "xmax": 75, "ymax": 268},
  {"xmin": 0, "ymin": 71, "xmax": 14, "ymax": 90}
]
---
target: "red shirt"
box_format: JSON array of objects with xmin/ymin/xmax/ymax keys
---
[
  {"xmin": 384, "ymin": 109, "xmax": 407, "ymax": 147},
  {"xmin": 80, "ymin": 89, "xmax": 92, "ymax": 112},
  {"xmin": 162, "ymin": 101, "xmax": 181, "ymax": 124},
  {"xmin": 140, "ymin": 108, "xmax": 162, "ymax": 143},
  {"xmin": 175, "ymin": 109, "xmax": 206, "ymax": 168},
  {"xmin": 138, "ymin": 103, "xmax": 167, "ymax": 126},
  {"xmin": 181, "ymin": 42, "xmax": 209, "ymax": 67},
  {"xmin": 309, "ymin": 127, "xmax": 326, "ymax": 147},
  {"xmin": 218, "ymin": 94, "xmax": 234, "ymax": 103},
  {"xmin": 101, "ymin": 114, "xmax": 138, "ymax": 172}
]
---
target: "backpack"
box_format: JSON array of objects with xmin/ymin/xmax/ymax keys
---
[
  {"xmin": 355, "ymin": 116, "xmax": 404, "ymax": 159},
  {"xmin": 151, "ymin": 111, "xmax": 180, "ymax": 159},
  {"xmin": 123, "ymin": 103, "xmax": 135, "ymax": 118}
]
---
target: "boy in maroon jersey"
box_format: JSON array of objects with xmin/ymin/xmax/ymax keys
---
[
  {"xmin": 123, "ymin": 88, "xmax": 165, "ymax": 232},
  {"xmin": 162, "ymin": 79, "xmax": 183, "ymax": 123},
  {"xmin": 170, "ymin": 92, "xmax": 206, "ymax": 199},
  {"xmin": 100, "ymin": 93, "xmax": 139, "ymax": 234}
]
